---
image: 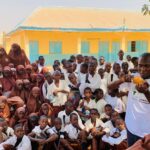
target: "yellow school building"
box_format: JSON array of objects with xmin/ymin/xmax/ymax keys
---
[{"xmin": 5, "ymin": 8, "xmax": 150, "ymax": 64}]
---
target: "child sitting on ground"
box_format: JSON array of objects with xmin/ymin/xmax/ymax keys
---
[
  {"xmin": 102, "ymin": 118, "xmax": 127, "ymax": 149},
  {"xmin": 0, "ymin": 124, "xmax": 31, "ymax": 150},
  {"xmin": 50, "ymin": 117, "xmax": 73, "ymax": 150},
  {"xmin": 77, "ymin": 87, "xmax": 96, "ymax": 122},
  {"xmin": 28, "ymin": 115, "xmax": 58, "ymax": 150},
  {"xmin": 64, "ymin": 113, "xmax": 87, "ymax": 150}
]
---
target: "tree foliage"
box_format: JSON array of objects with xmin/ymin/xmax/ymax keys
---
[{"xmin": 142, "ymin": 0, "xmax": 150, "ymax": 15}]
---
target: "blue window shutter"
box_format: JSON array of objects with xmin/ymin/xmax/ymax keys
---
[
  {"xmin": 29, "ymin": 41, "xmax": 39, "ymax": 63},
  {"xmin": 99, "ymin": 41, "xmax": 109, "ymax": 61},
  {"xmin": 136, "ymin": 41, "xmax": 148, "ymax": 54},
  {"xmin": 81, "ymin": 41, "xmax": 90, "ymax": 53},
  {"xmin": 49, "ymin": 41, "xmax": 62, "ymax": 53},
  {"xmin": 111, "ymin": 42, "xmax": 120, "ymax": 62},
  {"xmin": 127, "ymin": 41, "xmax": 131, "ymax": 52}
]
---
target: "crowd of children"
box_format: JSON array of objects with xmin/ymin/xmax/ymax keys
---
[{"xmin": 0, "ymin": 43, "xmax": 149, "ymax": 150}]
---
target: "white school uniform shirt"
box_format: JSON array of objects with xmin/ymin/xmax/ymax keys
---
[
  {"xmin": 100, "ymin": 113, "xmax": 110, "ymax": 120},
  {"xmin": 0, "ymin": 135, "xmax": 32, "ymax": 150},
  {"xmin": 58, "ymin": 110, "xmax": 85, "ymax": 129},
  {"xmin": 115, "ymin": 59, "xmax": 126, "ymax": 67},
  {"xmin": 77, "ymin": 99, "xmax": 96, "ymax": 112},
  {"xmin": 104, "ymin": 120, "xmax": 115, "ymax": 133},
  {"xmin": 105, "ymin": 95, "xmax": 125, "ymax": 113},
  {"xmin": 107, "ymin": 72, "xmax": 119, "ymax": 85},
  {"xmin": 76, "ymin": 63, "xmax": 82, "ymax": 74},
  {"xmin": 127, "ymin": 61, "xmax": 134, "ymax": 70},
  {"xmin": 47, "ymin": 80, "xmax": 70, "ymax": 106},
  {"xmin": 102, "ymin": 129, "xmax": 127, "ymax": 146},
  {"xmin": 125, "ymin": 79, "xmax": 150, "ymax": 138},
  {"xmin": 64, "ymin": 124, "xmax": 80, "ymax": 140},
  {"xmin": 78, "ymin": 72, "xmax": 86, "ymax": 84},
  {"xmin": 85, "ymin": 118, "xmax": 108, "ymax": 133},
  {"xmin": 100, "ymin": 77, "xmax": 108, "ymax": 95},
  {"xmin": 79, "ymin": 73, "xmax": 101, "ymax": 96},
  {"xmin": 95, "ymin": 99, "xmax": 107, "ymax": 115},
  {"xmin": 32, "ymin": 125, "xmax": 54, "ymax": 138},
  {"xmin": 42, "ymin": 80, "xmax": 52, "ymax": 99},
  {"xmin": 50, "ymin": 127, "xmax": 65, "ymax": 138}
]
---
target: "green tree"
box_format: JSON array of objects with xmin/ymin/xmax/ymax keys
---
[{"xmin": 142, "ymin": 0, "xmax": 150, "ymax": 15}]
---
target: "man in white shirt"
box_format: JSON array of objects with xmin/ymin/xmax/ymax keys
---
[
  {"xmin": 0, "ymin": 124, "xmax": 32, "ymax": 150},
  {"xmin": 108, "ymin": 53, "xmax": 150, "ymax": 147}
]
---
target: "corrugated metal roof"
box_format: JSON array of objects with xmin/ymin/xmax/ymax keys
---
[{"xmin": 13, "ymin": 7, "xmax": 150, "ymax": 32}]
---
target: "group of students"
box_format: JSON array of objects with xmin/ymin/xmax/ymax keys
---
[{"xmin": 0, "ymin": 43, "xmax": 149, "ymax": 150}]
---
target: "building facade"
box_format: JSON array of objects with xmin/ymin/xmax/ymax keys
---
[{"xmin": 5, "ymin": 8, "xmax": 150, "ymax": 64}]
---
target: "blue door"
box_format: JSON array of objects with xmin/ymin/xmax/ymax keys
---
[
  {"xmin": 98, "ymin": 41, "xmax": 109, "ymax": 61},
  {"xmin": 81, "ymin": 41, "xmax": 90, "ymax": 54},
  {"xmin": 111, "ymin": 42, "xmax": 121, "ymax": 62},
  {"xmin": 29, "ymin": 41, "xmax": 39, "ymax": 63},
  {"xmin": 49, "ymin": 41, "xmax": 62, "ymax": 53}
]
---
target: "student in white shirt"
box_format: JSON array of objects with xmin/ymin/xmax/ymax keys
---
[
  {"xmin": 50, "ymin": 118, "xmax": 73, "ymax": 150},
  {"xmin": 115, "ymin": 50, "xmax": 126, "ymax": 66},
  {"xmin": 28, "ymin": 115, "xmax": 58, "ymax": 149},
  {"xmin": 104, "ymin": 111, "xmax": 120, "ymax": 134},
  {"xmin": 97, "ymin": 56, "xmax": 106, "ymax": 70},
  {"xmin": 46, "ymin": 70, "xmax": 70, "ymax": 106},
  {"xmin": 108, "ymin": 53, "xmax": 150, "ymax": 146},
  {"xmin": 85, "ymin": 109, "xmax": 108, "ymax": 150},
  {"xmin": 79, "ymin": 63, "xmax": 101, "ymax": 96},
  {"xmin": 102, "ymin": 118, "xmax": 127, "ymax": 149},
  {"xmin": 100, "ymin": 104, "xmax": 113, "ymax": 123},
  {"xmin": 42, "ymin": 72, "xmax": 53, "ymax": 99},
  {"xmin": 58, "ymin": 101, "xmax": 84, "ymax": 129},
  {"xmin": 77, "ymin": 87, "xmax": 96, "ymax": 122},
  {"xmin": 76, "ymin": 54, "xmax": 84, "ymax": 74},
  {"xmin": 105, "ymin": 89, "xmax": 125, "ymax": 114},
  {"xmin": 77, "ymin": 63, "xmax": 88, "ymax": 84},
  {"xmin": 107, "ymin": 63, "xmax": 121, "ymax": 85},
  {"xmin": 64, "ymin": 113, "xmax": 87, "ymax": 150},
  {"xmin": 126, "ymin": 55, "xmax": 134, "ymax": 70},
  {"xmin": 94, "ymin": 89, "xmax": 107, "ymax": 115},
  {"xmin": 98, "ymin": 69, "xmax": 108, "ymax": 95},
  {"xmin": 37, "ymin": 56, "xmax": 45, "ymax": 73},
  {"xmin": 0, "ymin": 124, "xmax": 31, "ymax": 150}
]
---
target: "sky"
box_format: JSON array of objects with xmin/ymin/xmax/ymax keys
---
[{"xmin": 0, "ymin": 0, "xmax": 148, "ymax": 33}]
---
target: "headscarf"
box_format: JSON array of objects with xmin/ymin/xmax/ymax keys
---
[{"xmin": 26, "ymin": 87, "xmax": 44, "ymax": 114}]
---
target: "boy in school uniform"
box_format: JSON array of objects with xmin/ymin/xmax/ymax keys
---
[
  {"xmin": 64, "ymin": 113, "xmax": 87, "ymax": 150},
  {"xmin": 102, "ymin": 118, "xmax": 127, "ymax": 150},
  {"xmin": 100, "ymin": 104, "xmax": 113, "ymax": 123},
  {"xmin": 28, "ymin": 115, "xmax": 58, "ymax": 150},
  {"xmin": 85, "ymin": 109, "xmax": 108, "ymax": 150},
  {"xmin": 77, "ymin": 87, "xmax": 96, "ymax": 122},
  {"xmin": 0, "ymin": 124, "xmax": 31, "ymax": 150},
  {"xmin": 50, "ymin": 117, "xmax": 73, "ymax": 150},
  {"xmin": 58, "ymin": 101, "xmax": 84, "ymax": 129}
]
